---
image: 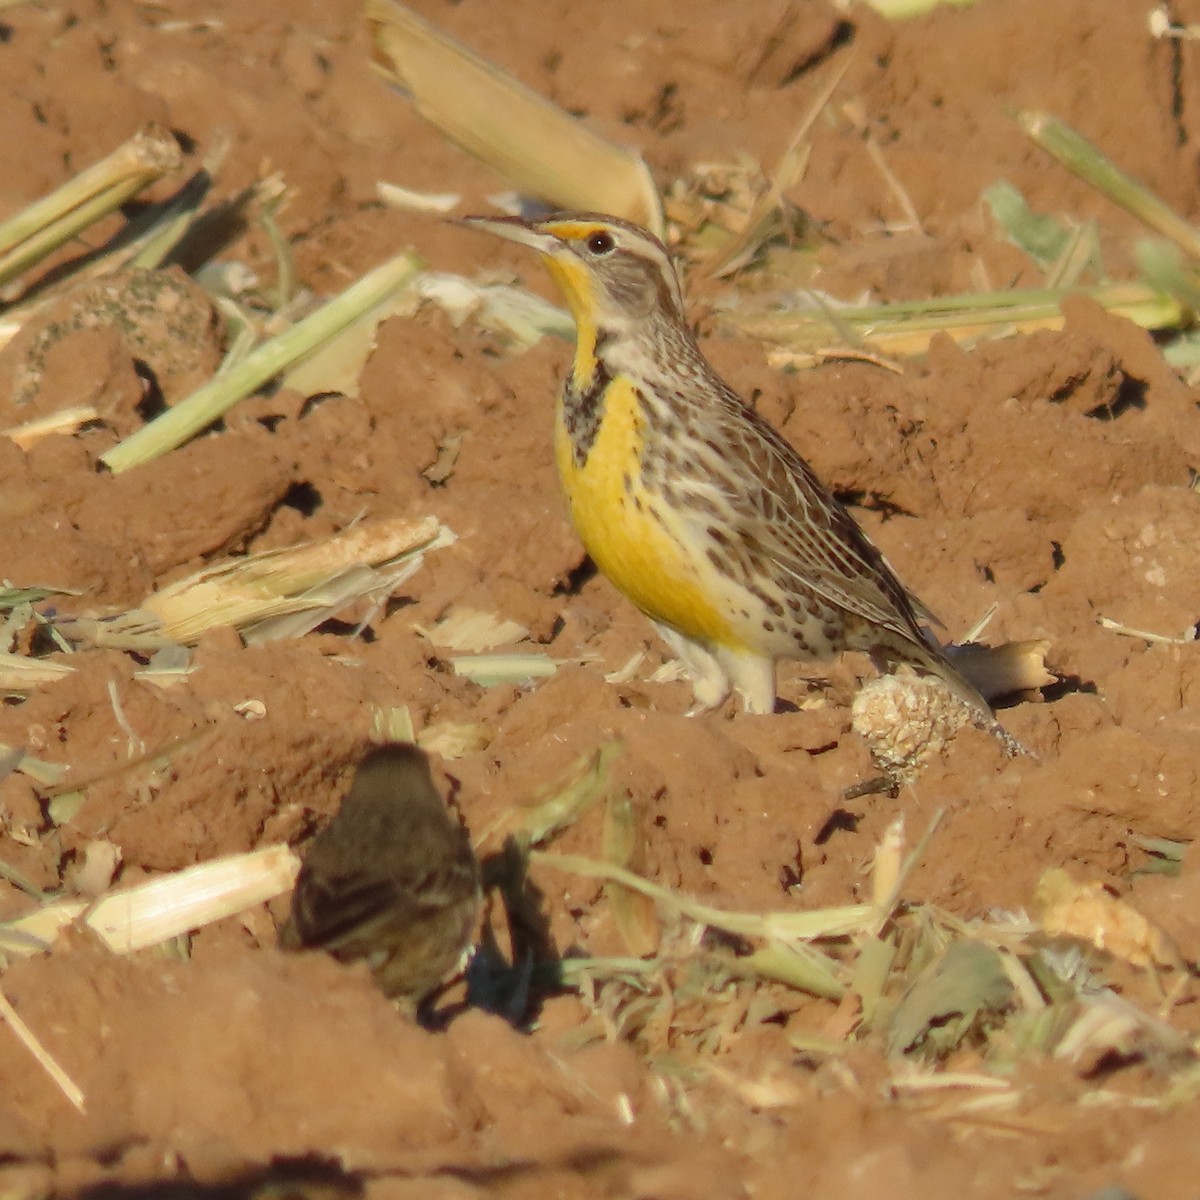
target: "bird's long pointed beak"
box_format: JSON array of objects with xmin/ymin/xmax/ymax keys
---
[
  {"xmin": 457, "ymin": 214, "xmax": 560, "ymax": 254},
  {"xmin": 459, "ymin": 213, "xmax": 593, "ymax": 326}
]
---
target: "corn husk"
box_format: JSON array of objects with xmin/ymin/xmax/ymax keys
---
[
  {"xmin": 366, "ymin": 0, "xmax": 662, "ymax": 233},
  {"xmin": 141, "ymin": 517, "xmax": 451, "ymax": 644},
  {"xmin": 1034, "ymin": 868, "xmax": 1183, "ymax": 971}
]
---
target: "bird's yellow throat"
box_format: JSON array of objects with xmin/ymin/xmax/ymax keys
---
[{"xmin": 537, "ymin": 249, "xmax": 601, "ymax": 390}]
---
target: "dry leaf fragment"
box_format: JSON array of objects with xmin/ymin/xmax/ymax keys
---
[
  {"xmin": 871, "ymin": 815, "xmax": 906, "ymax": 911},
  {"xmin": 421, "ymin": 431, "xmax": 464, "ymax": 486},
  {"xmin": 741, "ymin": 940, "xmax": 846, "ymax": 1000},
  {"xmin": 416, "ymin": 272, "xmax": 572, "ymax": 346},
  {"xmin": 1034, "ymin": 867, "xmax": 1182, "ymax": 971},
  {"xmin": 603, "ymin": 788, "xmax": 659, "ymax": 958},
  {"xmin": 419, "ymin": 606, "xmax": 528, "ymax": 652},
  {"xmin": 449, "ymin": 653, "xmax": 556, "ymax": 686},
  {"xmin": 887, "ymin": 941, "xmax": 1014, "ymax": 1059},
  {"xmin": 704, "ymin": 1063, "xmax": 806, "ymax": 1110},
  {"xmin": 1054, "ymin": 988, "xmax": 1193, "ymax": 1073},
  {"xmin": 281, "ymin": 288, "xmax": 417, "ymax": 399},
  {"xmin": 376, "ymin": 181, "xmax": 460, "ymax": 214}
]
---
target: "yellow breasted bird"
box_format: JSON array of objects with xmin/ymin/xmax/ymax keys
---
[
  {"xmin": 280, "ymin": 743, "xmax": 481, "ymax": 1008},
  {"xmin": 464, "ymin": 212, "xmax": 1003, "ymax": 735}
]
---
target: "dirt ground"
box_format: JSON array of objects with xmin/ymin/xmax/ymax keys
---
[{"xmin": 2, "ymin": 0, "xmax": 1200, "ymax": 1196}]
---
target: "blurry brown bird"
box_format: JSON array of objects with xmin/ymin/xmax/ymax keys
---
[{"xmin": 279, "ymin": 742, "xmax": 482, "ymax": 1008}]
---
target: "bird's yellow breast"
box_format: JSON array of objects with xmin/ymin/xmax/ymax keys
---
[{"xmin": 554, "ymin": 374, "xmax": 735, "ymax": 646}]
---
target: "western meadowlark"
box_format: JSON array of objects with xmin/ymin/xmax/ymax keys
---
[
  {"xmin": 464, "ymin": 212, "xmax": 1000, "ymax": 732},
  {"xmin": 280, "ymin": 743, "xmax": 481, "ymax": 1009}
]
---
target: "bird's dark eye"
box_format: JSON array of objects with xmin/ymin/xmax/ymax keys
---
[{"xmin": 585, "ymin": 230, "xmax": 616, "ymax": 255}]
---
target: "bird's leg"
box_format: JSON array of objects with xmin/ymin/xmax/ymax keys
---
[
  {"xmin": 652, "ymin": 621, "xmax": 731, "ymax": 715},
  {"xmin": 715, "ymin": 645, "xmax": 778, "ymax": 715}
]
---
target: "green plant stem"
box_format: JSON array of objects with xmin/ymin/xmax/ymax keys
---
[
  {"xmin": 530, "ymin": 849, "xmax": 870, "ymax": 940},
  {"xmin": 1019, "ymin": 111, "xmax": 1200, "ymax": 264},
  {"xmin": 100, "ymin": 252, "xmax": 422, "ymax": 474}
]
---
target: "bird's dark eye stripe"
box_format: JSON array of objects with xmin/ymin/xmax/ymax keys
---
[{"xmin": 585, "ymin": 230, "xmax": 616, "ymax": 255}]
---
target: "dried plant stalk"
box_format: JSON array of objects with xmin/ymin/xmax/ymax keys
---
[
  {"xmin": 1, "ymin": 405, "xmax": 99, "ymax": 449},
  {"xmin": 703, "ymin": 59, "xmax": 849, "ymax": 278},
  {"xmin": 0, "ymin": 126, "xmax": 182, "ymax": 287},
  {"xmin": 1019, "ymin": 111, "xmax": 1200, "ymax": 264},
  {"xmin": 0, "ymin": 990, "xmax": 85, "ymax": 1113},
  {"xmin": 862, "ymin": 0, "xmax": 981, "ymax": 15},
  {"xmin": 531, "ymin": 850, "xmax": 871, "ymax": 942},
  {"xmin": 90, "ymin": 845, "xmax": 300, "ymax": 952},
  {"xmin": 950, "ymin": 639, "xmax": 1055, "ymax": 700},
  {"xmin": 736, "ymin": 281, "xmax": 1183, "ymax": 368},
  {"xmin": 0, "ymin": 652, "xmax": 74, "ymax": 696},
  {"xmin": 5, "ymin": 845, "xmax": 300, "ymax": 957}
]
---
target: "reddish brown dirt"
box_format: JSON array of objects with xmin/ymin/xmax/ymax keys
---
[{"xmin": 2, "ymin": 0, "xmax": 1200, "ymax": 1197}]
